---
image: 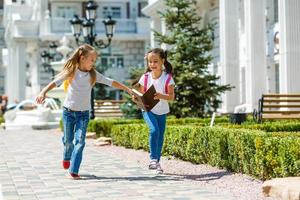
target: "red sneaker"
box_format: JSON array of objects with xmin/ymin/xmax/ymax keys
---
[
  {"xmin": 70, "ymin": 173, "xmax": 80, "ymax": 179},
  {"xmin": 62, "ymin": 160, "xmax": 70, "ymax": 170}
]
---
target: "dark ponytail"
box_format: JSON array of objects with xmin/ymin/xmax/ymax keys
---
[
  {"xmin": 145, "ymin": 48, "xmax": 173, "ymax": 74},
  {"xmin": 163, "ymin": 50, "xmax": 173, "ymax": 74}
]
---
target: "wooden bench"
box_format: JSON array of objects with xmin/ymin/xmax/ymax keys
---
[
  {"xmin": 94, "ymin": 100, "xmax": 126, "ymax": 118},
  {"xmin": 253, "ymin": 94, "xmax": 300, "ymax": 122}
]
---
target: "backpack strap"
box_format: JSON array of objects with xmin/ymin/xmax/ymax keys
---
[
  {"xmin": 165, "ymin": 74, "xmax": 172, "ymax": 94},
  {"xmin": 143, "ymin": 73, "xmax": 149, "ymax": 93}
]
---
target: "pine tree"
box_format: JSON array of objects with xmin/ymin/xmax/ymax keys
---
[{"xmin": 154, "ymin": 0, "xmax": 232, "ymax": 117}]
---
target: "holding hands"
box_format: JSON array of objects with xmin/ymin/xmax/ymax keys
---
[{"xmin": 131, "ymin": 94, "xmax": 137, "ymax": 103}]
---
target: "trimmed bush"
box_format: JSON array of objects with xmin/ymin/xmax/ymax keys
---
[
  {"xmin": 59, "ymin": 116, "xmax": 300, "ymax": 180},
  {"xmin": 111, "ymin": 124, "xmax": 148, "ymax": 150},
  {"xmin": 85, "ymin": 116, "xmax": 227, "ymax": 137},
  {"xmin": 110, "ymin": 124, "xmax": 300, "ymax": 180},
  {"xmin": 167, "ymin": 116, "xmax": 229, "ymax": 125},
  {"xmin": 87, "ymin": 118, "xmax": 142, "ymax": 137},
  {"xmin": 226, "ymin": 129, "xmax": 261, "ymax": 175},
  {"xmin": 255, "ymin": 135, "xmax": 300, "ymax": 179},
  {"xmin": 224, "ymin": 121, "xmax": 300, "ymax": 132}
]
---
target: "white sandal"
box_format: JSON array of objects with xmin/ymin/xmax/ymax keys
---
[
  {"xmin": 148, "ymin": 160, "xmax": 157, "ymax": 170},
  {"xmin": 156, "ymin": 163, "xmax": 163, "ymax": 174}
]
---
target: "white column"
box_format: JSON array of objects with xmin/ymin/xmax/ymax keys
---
[
  {"xmin": 278, "ymin": 0, "xmax": 300, "ymax": 93},
  {"xmin": 26, "ymin": 42, "xmax": 40, "ymax": 98},
  {"xmin": 265, "ymin": 0, "xmax": 277, "ymax": 93},
  {"xmin": 39, "ymin": 0, "xmax": 50, "ymax": 35},
  {"xmin": 5, "ymin": 42, "xmax": 26, "ymax": 104},
  {"xmin": 219, "ymin": 0, "xmax": 240, "ymax": 113},
  {"xmin": 6, "ymin": 46, "xmax": 15, "ymax": 104},
  {"xmin": 244, "ymin": 0, "xmax": 267, "ymax": 110},
  {"xmin": 150, "ymin": 17, "xmax": 161, "ymax": 48}
]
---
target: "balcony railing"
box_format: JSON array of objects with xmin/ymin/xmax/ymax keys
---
[{"xmin": 51, "ymin": 18, "xmax": 137, "ymax": 34}]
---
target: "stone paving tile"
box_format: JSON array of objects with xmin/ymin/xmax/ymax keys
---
[{"xmin": 0, "ymin": 129, "xmax": 233, "ymax": 200}]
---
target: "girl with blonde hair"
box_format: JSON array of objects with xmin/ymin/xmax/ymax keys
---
[{"xmin": 36, "ymin": 44, "xmax": 131, "ymax": 179}]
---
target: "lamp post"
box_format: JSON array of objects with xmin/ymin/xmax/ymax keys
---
[
  {"xmin": 40, "ymin": 36, "xmax": 73, "ymax": 107},
  {"xmin": 40, "ymin": 41, "xmax": 58, "ymax": 76},
  {"xmin": 69, "ymin": 0, "xmax": 116, "ymax": 119}
]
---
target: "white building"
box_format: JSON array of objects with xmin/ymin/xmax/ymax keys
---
[
  {"xmin": 0, "ymin": 0, "xmax": 5, "ymax": 95},
  {"xmin": 143, "ymin": 0, "xmax": 300, "ymax": 113},
  {"xmin": 3, "ymin": 0, "xmax": 150, "ymax": 104}
]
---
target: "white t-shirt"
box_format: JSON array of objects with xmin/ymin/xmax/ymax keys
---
[
  {"xmin": 54, "ymin": 69, "xmax": 113, "ymax": 111},
  {"xmin": 138, "ymin": 71, "xmax": 175, "ymax": 115}
]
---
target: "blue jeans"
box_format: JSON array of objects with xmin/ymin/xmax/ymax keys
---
[
  {"xmin": 62, "ymin": 107, "xmax": 89, "ymax": 174},
  {"xmin": 142, "ymin": 111, "xmax": 166, "ymax": 162}
]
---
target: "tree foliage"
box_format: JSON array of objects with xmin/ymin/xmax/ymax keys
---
[{"xmin": 154, "ymin": 0, "xmax": 232, "ymax": 117}]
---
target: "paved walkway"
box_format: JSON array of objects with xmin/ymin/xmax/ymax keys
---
[{"xmin": 0, "ymin": 129, "xmax": 233, "ymax": 200}]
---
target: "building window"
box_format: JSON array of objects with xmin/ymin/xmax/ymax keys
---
[
  {"xmin": 138, "ymin": 1, "xmax": 148, "ymax": 17},
  {"xmin": 116, "ymin": 57, "xmax": 124, "ymax": 68},
  {"xmin": 126, "ymin": 2, "xmax": 130, "ymax": 18},
  {"xmin": 56, "ymin": 6, "xmax": 77, "ymax": 18},
  {"xmin": 275, "ymin": 63, "xmax": 280, "ymax": 93},
  {"xmin": 103, "ymin": 6, "xmax": 121, "ymax": 18},
  {"xmin": 101, "ymin": 55, "xmax": 124, "ymax": 68},
  {"xmin": 274, "ymin": 0, "xmax": 278, "ymax": 22}
]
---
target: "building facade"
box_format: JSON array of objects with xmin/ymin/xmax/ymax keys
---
[
  {"xmin": 143, "ymin": 0, "xmax": 300, "ymax": 113},
  {"xmin": 0, "ymin": 0, "xmax": 5, "ymax": 95},
  {"xmin": 3, "ymin": 0, "xmax": 150, "ymax": 104}
]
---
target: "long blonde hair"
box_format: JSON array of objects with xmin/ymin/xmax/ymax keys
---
[{"xmin": 56, "ymin": 44, "xmax": 97, "ymax": 91}]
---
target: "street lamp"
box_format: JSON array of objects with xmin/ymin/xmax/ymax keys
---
[
  {"xmin": 69, "ymin": 1, "xmax": 116, "ymax": 48},
  {"xmin": 40, "ymin": 41, "xmax": 58, "ymax": 76},
  {"xmin": 69, "ymin": 0, "xmax": 117, "ymax": 119}
]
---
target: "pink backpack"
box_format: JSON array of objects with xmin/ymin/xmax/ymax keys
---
[{"xmin": 143, "ymin": 72, "xmax": 172, "ymax": 94}]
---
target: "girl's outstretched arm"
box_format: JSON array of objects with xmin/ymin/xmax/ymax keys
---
[
  {"xmin": 111, "ymin": 81, "xmax": 132, "ymax": 95},
  {"xmin": 36, "ymin": 81, "xmax": 56, "ymax": 104}
]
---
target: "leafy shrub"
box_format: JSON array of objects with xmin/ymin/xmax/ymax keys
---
[{"xmin": 110, "ymin": 124, "xmax": 300, "ymax": 179}]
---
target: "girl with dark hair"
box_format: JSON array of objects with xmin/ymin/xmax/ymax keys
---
[{"xmin": 133, "ymin": 48, "xmax": 175, "ymax": 174}]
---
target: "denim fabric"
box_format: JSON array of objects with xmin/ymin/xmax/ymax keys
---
[
  {"xmin": 62, "ymin": 107, "xmax": 89, "ymax": 174},
  {"xmin": 142, "ymin": 111, "xmax": 166, "ymax": 162}
]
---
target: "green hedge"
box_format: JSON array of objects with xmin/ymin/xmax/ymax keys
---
[
  {"xmin": 166, "ymin": 116, "xmax": 229, "ymax": 125},
  {"xmin": 60, "ymin": 118, "xmax": 143, "ymax": 137},
  {"xmin": 111, "ymin": 124, "xmax": 149, "ymax": 150},
  {"xmin": 255, "ymin": 135, "xmax": 300, "ymax": 179},
  {"xmin": 83, "ymin": 116, "xmax": 228, "ymax": 137},
  {"xmin": 59, "ymin": 116, "xmax": 300, "ymax": 179},
  {"xmin": 223, "ymin": 121, "xmax": 300, "ymax": 132},
  {"xmin": 60, "ymin": 117, "xmax": 300, "ymax": 137},
  {"xmin": 111, "ymin": 124, "xmax": 300, "ymax": 180},
  {"xmin": 87, "ymin": 118, "xmax": 143, "ymax": 137}
]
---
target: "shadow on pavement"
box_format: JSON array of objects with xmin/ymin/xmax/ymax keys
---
[
  {"xmin": 163, "ymin": 171, "xmax": 232, "ymax": 181},
  {"xmin": 80, "ymin": 174, "xmax": 181, "ymax": 182}
]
